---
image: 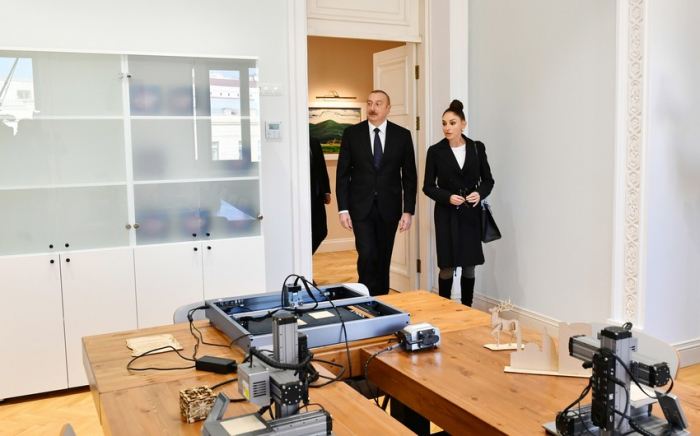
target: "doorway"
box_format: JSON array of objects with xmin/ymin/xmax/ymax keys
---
[{"xmin": 307, "ymin": 36, "xmax": 418, "ymax": 290}]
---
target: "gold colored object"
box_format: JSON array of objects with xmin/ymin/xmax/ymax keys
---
[{"xmin": 180, "ymin": 385, "xmax": 216, "ymax": 423}]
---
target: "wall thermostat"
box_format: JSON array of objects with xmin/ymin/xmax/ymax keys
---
[{"xmin": 265, "ymin": 121, "xmax": 282, "ymax": 139}]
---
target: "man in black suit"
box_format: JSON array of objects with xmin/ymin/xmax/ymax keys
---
[
  {"xmin": 336, "ymin": 90, "xmax": 417, "ymax": 296},
  {"xmin": 310, "ymin": 136, "xmax": 331, "ymax": 254}
]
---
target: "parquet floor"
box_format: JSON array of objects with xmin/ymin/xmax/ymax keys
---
[
  {"xmin": 2, "ymin": 249, "xmax": 700, "ymax": 435},
  {"xmin": 312, "ymin": 249, "xmax": 359, "ymax": 285}
]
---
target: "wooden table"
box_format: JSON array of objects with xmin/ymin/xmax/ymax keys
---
[
  {"xmin": 83, "ymin": 290, "xmax": 475, "ymax": 435},
  {"xmin": 363, "ymin": 324, "xmax": 700, "ymax": 435},
  {"xmin": 312, "ymin": 291, "xmax": 492, "ymax": 377}
]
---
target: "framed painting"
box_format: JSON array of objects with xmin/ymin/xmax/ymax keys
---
[{"xmin": 309, "ymin": 102, "xmax": 365, "ymax": 158}]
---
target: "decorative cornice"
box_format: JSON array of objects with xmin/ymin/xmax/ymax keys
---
[{"xmin": 623, "ymin": 0, "xmax": 646, "ymax": 322}]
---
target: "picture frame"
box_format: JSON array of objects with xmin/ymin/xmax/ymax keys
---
[{"xmin": 309, "ymin": 102, "xmax": 365, "ymax": 159}]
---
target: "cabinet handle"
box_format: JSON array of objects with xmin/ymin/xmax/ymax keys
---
[
  {"xmin": 65, "ymin": 243, "xmax": 70, "ymax": 248},
  {"xmin": 49, "ymin": 244, "xmax": 54, "ymax": 249},
  {"xmin": 192, "ymin": 233, "xmax": 197, "ymax": 238},
  {"xmin": 50, "ymin": 259, "xmax": 55, "ymax": 264},
  {"xmin": 257, "ymin": 215, "xmax": 263, "ymax": 220},
  {"xmin": 66, "ymin": 258, "xmax": 71, "ymax": 263},
  {"xmin": 125, "ymin": 224, "xmax": 132, "ymax": 230},
  {"xmin": 193, "ymin": 247, "xmax": 198, "ymax": 252},
  {"xmin": 206, "ymin": 232, "xmax": 211, "ymax": 237},
  {"xmin": 207, "ymin": 246, "xmax": 212, "ymax": 250},
  {"xmin": 134, "ymin": 223, "xmax": 140, "ymax": 229}
]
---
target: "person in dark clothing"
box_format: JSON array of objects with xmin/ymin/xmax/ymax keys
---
[
  {"xmin": 310, "ymin": 136, "xmax": 331, "ymax": 254},
  {"xmin": 422, "ymin": 100, "xmax": 495, "ymax": 306},
  {"xmin": 336, "ymin": 90, "xmax": 417, "ymax": 296}
]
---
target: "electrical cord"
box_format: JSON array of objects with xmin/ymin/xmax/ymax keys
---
[
  {"xmin": 612, "ymin": 408, "xmax": 658, "ymax": 436},
  {"xmin": 209, "ymin": 377, "xmax": 238, "ymax": 390},
  {"xmin": 283, "ymin": 275, "xmax": 358, "ymax": 391},
  {"xmin": 249, "ymin": 346, "xmax": 313, "ymax": 371},
  {"xmin": 303, "ymin": 402, "xmax": 327, "ymax": 413},
  {"xmin": 364, "ymin": 342, "xmax": 402, "ymax": 407},
  {"xmin": 126, "ymin": 345, "xmax": 196, "ymax": 371},
  {"xmin": 555, "ymin": 378, "xmax": 592, "ymax": 436},
  {"xmin": 188, "ymin": 306, "xmax": 231, "ymax": 349},
  {"xmin": 228, "ymin": 333, "xmax": 254, "ymax": 348},
  {"xmin": 610, "ymin": 376, "xmax": 630, "ymax": 431},
  {"xmin": 309, "ymin": 358, "xmax": 346, "ymax": 388},
  {"xmin": 126, "ymin": 306, "xmax": 241, "ymax": 372}
]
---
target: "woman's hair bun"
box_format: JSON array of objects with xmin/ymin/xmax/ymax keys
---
[{"xmin": 449, "ymin": 99, "xmax": 464, "ymax": 111}]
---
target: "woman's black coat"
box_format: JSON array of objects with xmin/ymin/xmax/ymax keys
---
[{"xmin": 423, "ymin": 135, "xmax": 494, "ymax": 269}]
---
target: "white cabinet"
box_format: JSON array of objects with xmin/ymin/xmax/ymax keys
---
[
  {"xmin": 134, "ymin": 236, "xmax": 266, "ymax": 328},
  {"xmin": 134, "ymin": 242, "xmax": 206, "ymax": 328},
  {"xmin": 202, "ymin": 236, "xmax": 266, "ymax": 300},
  {"xmin": 0, "ymin": 249, "xmax": 138, "ymax": 398},
  {"xmin": 0, "ymin": 49, "xmax": 267, "ymax": 398},
  {"xmin": 0, "ymin": 254, "xmax": 67, "ymax": 399},
  {"xmin": 61, "ymin": 248, "xmax": 137, "ymax": 387}
]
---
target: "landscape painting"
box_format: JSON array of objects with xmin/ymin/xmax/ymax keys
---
[{"xmin": 308, "ymin": 105, "xmax": 364, "ymax": 155}]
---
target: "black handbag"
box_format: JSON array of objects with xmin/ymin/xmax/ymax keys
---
[
  {"xmin": 474, "ymin": 142, "xmax": 501, "ymax": 243},
  {"xmin": 481, "ymin": 200, "xmax": 501, "ymax": 243}
]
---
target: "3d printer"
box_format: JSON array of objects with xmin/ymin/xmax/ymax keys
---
[
  {"xmin": 551, "ymin": 325, "xmax": 690, "ymax": 436},
  {"xmin": 205, "ymin": 282, "xmax": 410, "ymax": 352},
  {"xmin": 201, "ymin": 312, "xmax": 333, "ymax": 436}
]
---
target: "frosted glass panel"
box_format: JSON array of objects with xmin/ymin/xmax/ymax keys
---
[
  {"xmin": 0, "ymin": 189, "xmax": 58, "ymax": 256},
  {"xmin": 134, "ymin": 183, "xmax": 200, "ymax": 245},
  {"xmin": 131, "ymin": 119, "xmax": 196, "ymax": 181},
  {"xmin": 134, "ymin": 180, "xmax": 260, "ymax": 245},
  {"xmin": 131, "ymin": 119, "xmax": 259, "ymax": 181},
  {"xmin": 128, "ymin": 56, "xmax": 195, "ymax": 116},
  {"xmin": 35, "ymin": 52, "xmax": 123, "ymax": 116},
  {"xmin": 0, "ymin": 119, "xmax": 126, "ymax": 187},
  {"xmin": 196, "ymin": 119, "xmax": 259, "ymax": 178},
  {"xmin": 1, "ymin": 50, "xmax": 263, "ymax": 258},
  {"xmin": 54, "ymin": 186, "xmax": 129, "ymax": 250},
  {"xmin": 201, "ymin": 180, "xmax": 261, "ymax": 239},
  {"xmin": 0, "ymin": 51, "xmax": 123, "ymax": 118}
]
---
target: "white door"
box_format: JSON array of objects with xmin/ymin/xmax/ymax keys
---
[
  {"xmin": 373, "ymin": 44, "xmax": 418, "ymax": 292},
  {"xmin": 134, "ymin": 242, "xmax": 205, "ymax": 328},
  {"xmin": 202, "ymin": 236, "xmax": 266, "ymax": 300},
  {"xmin": 0, "ymin": 254, "xmax": 67, "ymax": 398},
  {"xmin": 61, "ymin": 247, "xmax": 137, "ymax": 387}
]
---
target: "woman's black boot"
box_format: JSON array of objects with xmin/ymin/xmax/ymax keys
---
[
  {"xmin": 438, "ymin": 277, "xmax": 453, "ymax": 300},
  {"xmin": 460, "ymin": 277, "xmax": 475, "ymax": 307}
]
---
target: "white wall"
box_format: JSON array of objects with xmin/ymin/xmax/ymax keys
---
[
  {"xmin": 646, "ymin": 1, "xmax": 700, "ymax": 343},
  {"xmin": 466, "ymin": 0, "xmax": 617, "ymax": 323},
  {"xmin": 0, "ymin": 0, "xmax": 298, "ymax": 289}
]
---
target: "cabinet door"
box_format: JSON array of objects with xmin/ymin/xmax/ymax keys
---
[
  {"xmin": 202, "ymin": 236, "xmax": 266, "ymax": 300},
  {"xmin": 60, "ymin": 248, "xmax": 137, "ymax": 387},
  {"xmin": 0, "ymin": 254, "xmax": 67, "ymax": 399},
  {"xmin": 134, "ymin": 243, "xmax": 205, "ymax": 328}
]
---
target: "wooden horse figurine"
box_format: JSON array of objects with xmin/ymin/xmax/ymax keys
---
[{"xmin": 487, "ymin": 298, "xmax": 522, "ymax": 350}]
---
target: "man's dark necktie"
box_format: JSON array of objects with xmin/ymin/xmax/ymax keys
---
[{"xmin": 373, "ymin": 127, "xmax": 383, "ymax": 169}]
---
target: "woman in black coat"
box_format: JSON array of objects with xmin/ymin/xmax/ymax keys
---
[{"xmin": 423, "ymin": 100, "xmax": 494, "ymax": 306}]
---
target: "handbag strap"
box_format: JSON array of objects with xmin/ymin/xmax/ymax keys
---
[
  {"xmin": 474, "ymin": 141, "xmax": 489, "ymax": 206},
  {"xmin": 474, "ymin": 141, "xmax": 482, "ymax": 187}
]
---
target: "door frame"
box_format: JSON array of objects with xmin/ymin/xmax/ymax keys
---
[{"xmin": 292, "ymin": 0, "xmax": 434, "ymax": 290}]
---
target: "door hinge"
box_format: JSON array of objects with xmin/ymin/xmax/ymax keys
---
[
  {"xmin": 416, "ymin": 116, "xmax": 420, "ymax": 131},
  {"xmin": 416, "ymin": 258, "xmax": 422, "ymax": 274},
  {"xmin": 415, "ymin": 65, "xmax": 420, "ymax": 80}
]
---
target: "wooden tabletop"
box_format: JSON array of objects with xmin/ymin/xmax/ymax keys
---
[
  {"xmin": 311, "ymin": 290, "xmax": 493, "ymax": 377},
  {"xmin": 363, "ymin": 324, "xmax": 700, "ymax": 435},
  {"xmin": 82, "ymin": 290, "xmax": 470, "ymax": 436},
  {"xmin": 98, "ymin": 371, "xmax": 414, "ymax": 436}
]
